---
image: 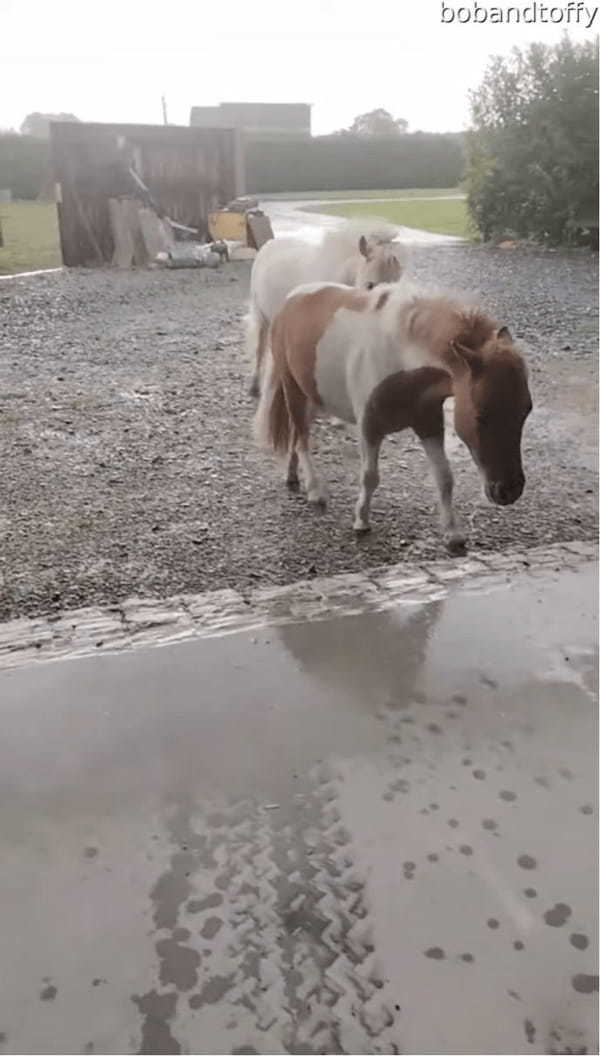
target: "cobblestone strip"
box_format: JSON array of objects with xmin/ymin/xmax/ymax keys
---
[{"xmin": 0, "ymin": 542, "xmax": 595, "ymax": 671}]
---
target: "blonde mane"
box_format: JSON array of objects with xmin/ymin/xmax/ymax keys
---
[
  {"xmin": 368, "ymin": 283, "xmax": 499, "ymax": 355},
  {"xmin": 317, "ymin": 218, "xmax": 407, "ymax": 273}
]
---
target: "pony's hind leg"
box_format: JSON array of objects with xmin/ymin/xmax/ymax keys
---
[
  {"xmin": 353, "ymin": 431, "xmax": 381, "ymax": 532},
  {"xmin": 247, "ymin": 304, "xmax": 269, "ymax": 398},
  {"xmin": 286, "ymin": 427, "xmax": 300, "ymax": 490},
  {"xmin": 282, "ymin": 379, "xmax": 327, "ymax": 507},
  {"xmin": 295, "ymin": 409, "xmax": 327, "ymax": 506},
  {"xmin": 298, "ymin": 439, "xmax": 327, "ymax": 507},
  {"xmin": 419, "ymin": 433, "xmax": 466, "ymax": 554}
]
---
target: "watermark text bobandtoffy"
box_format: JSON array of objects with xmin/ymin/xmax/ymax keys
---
[{"xmin": 441, "ymin": 2, "xmax": 598, "ymax": 26}]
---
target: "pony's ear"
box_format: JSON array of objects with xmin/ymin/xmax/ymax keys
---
[
  {"xmin": 358, "ymin": 235, "xmax": 371, "ymax": 260},
  {"xmin": 497, "ymin": 325, "xmax": 512, "ymax": 341},
  {"xmin": 446, "ymin": 340, "xmax": 484, "ymax": 377}
]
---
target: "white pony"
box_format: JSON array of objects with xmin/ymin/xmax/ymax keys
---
[{"xmin": 246, "ymin": 219, "xmax": 405, "ymax": 396}]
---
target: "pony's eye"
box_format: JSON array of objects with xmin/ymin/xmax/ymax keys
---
[{"xmin": 366, "ymin": 282, "xmax": 375, "ymax": 290}]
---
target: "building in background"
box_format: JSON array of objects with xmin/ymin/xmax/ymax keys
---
[{"xmin": 190, "ymin": 102, "xmax": 311, "ymax": 138}]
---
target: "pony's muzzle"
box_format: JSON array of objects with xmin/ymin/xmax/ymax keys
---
[{"xmin": 486, "ymin": 475, "xmax": 525, "ymax": 506}]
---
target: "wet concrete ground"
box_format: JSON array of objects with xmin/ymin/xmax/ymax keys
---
[{"xmin": 0, "ymin": 554, "xmax": 597, "ymax": 1054}]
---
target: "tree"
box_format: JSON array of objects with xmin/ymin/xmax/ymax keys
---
[
  {"xmin": 335, "ymin": 109, "xmax": 408, "ymax": 136},
  {"xmin": 20, "ymin": 112, "xmax": 80, "ymax": 138},
  {"xmin": 465, "ymin": 37, "xmax": 598, "ymax": 245}
]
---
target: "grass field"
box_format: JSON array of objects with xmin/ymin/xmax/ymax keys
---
[
  {"xmin": 307, "ymin": 197, "xmax": 471, "ymax": 238},
  {"xmin": 264, "ymin": 187, "xmax": 463, "ymax": 201},
  {"xmin": 0, "ymin": 201, "xmax": 62, "ymax": 275},
  {"xmin": 0, "ymin": 191, "xmax": 470, "ymax": 276}
]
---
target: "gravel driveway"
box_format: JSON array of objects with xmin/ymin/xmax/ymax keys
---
[{"xmin": 0, "ymin": 244, "xmax": 597, "ymax": 622}]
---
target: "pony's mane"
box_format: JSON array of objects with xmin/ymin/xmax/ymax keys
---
[
  {"xmin": 317, "ymin": 218, "xmax": 401, "ymax": 270},
  {"xmin": 453, "ymin": 305, "xmax": 498, "ymax": 352},
  {"xmin": 381, "ymin": 288, "xmax": 503, "ymax": 356}
]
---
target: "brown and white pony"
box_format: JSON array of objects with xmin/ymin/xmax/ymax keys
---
[
  {"xmin": 247, "ymin": 220, "xmax": 405, "ymax": 397},
  {"xmin": 254, "ymin": 280, "xmax": 532, "ymax": 551}
]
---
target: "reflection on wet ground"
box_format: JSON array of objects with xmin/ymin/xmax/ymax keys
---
[{"xmin": 0, "ymin": 562, "xmax": 596, "ymax": 1054}]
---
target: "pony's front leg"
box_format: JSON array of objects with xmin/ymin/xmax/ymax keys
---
[
  {"xmin": 353, "ymin": 432, "xmax": 381, "ymax": 533},
  {"xmin": 419, "ymin": 433, "xmax": 466, "ymax": 554}
]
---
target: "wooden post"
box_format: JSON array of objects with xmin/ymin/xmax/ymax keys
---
[
  {"xmin": 109, "ymin": 198, "xmax": 154, "ymax": 268},
  {"xmin": 70, "ymin": 183, "xmax": 104, "ymax": 263},
  {"xmin": 109, "ymin": 199, "xmax": 135, "ymax": 268},
  {"xmin": 138, "ymin": 206, "xmax": 173, "ymax": 258}
]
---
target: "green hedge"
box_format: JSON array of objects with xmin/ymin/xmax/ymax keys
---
[
  {"xmin": 245, "ymin": 132, "xmax": 465, "ymax": 193},
  {"xmin": 1, "ymin": 128, "xmax": 466, "ymax": 203},
  {"xmin": 0, "ymin": 134, "xmax": 49, "ymax": 199}
]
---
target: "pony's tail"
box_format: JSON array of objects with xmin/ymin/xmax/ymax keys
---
[{"xmin": 253, "ymin": 325, "xmax": 291, "ymax": 455}]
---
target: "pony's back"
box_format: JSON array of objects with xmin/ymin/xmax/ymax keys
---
[
  {"xmin": 247, "ymin": 218, "xmax": 403, "ymax": 397},
  {"xmin": 250, "ymin": 236, "xmax": 316, "ymax": 323},
  {"xmin": 251, "ymin": 219, "xmax": 402, "ymax": 321}
]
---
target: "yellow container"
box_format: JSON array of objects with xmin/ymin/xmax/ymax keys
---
[{"xmin": 208, "ymin": 211, "xmax": 247, "ymax": 243}]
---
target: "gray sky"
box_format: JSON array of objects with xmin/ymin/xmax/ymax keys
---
[{"xmin": 1, "ymin": 0, "xmax": 596, "ymax": 134}]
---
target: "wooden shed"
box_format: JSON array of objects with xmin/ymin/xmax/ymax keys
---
[{"xmin": 50, "ymin": 121, "xmax": 245, "ymax": 267}]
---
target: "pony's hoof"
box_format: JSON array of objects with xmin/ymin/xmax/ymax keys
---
[
  {"xmin": 248, "ymin": 377, "xmax": 260, "ymax": 398},
  {"xmin": 353, "ymin": 520, "xmax": 371, "ymax": 535},
  {"xmin": 286, "ymin": 476, "xmax": 300, "ymax": 492},
  {"xmin": 444, "ymin": 530, "xmax": 467, "ymax": 555}
]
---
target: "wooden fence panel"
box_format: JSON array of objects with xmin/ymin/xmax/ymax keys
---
[{"xmin": 51, "ymin": 121, "xmax": 243, "ymax": 267}]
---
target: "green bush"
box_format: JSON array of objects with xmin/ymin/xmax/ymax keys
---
[
  {"xmin": 465, "ymin": 37, "xmax": 599, "ymax": 245},
  {"xmin": 245, "ymin": 132, "xmax": 465, "ymax": 194}
]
